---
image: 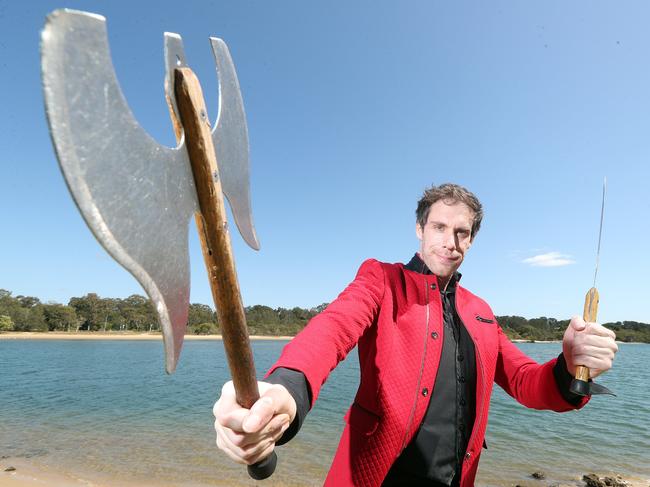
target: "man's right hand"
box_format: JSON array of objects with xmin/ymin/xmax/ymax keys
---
[{"xmin": 213, "ymin": 380, "xmax": 297, "ymax": 465}]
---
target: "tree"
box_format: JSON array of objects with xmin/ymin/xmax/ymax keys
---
[
  {"xmin": 0, "ymin": 315, "xmax": 13, "ymax": 331},
  {"xmin": 188, "ymin": 303, "xmax": 216, "ymax": 326},
  {"xmin": 0, "ymin": 290, "xmax": 26, "ymax": 329},
  {"xmin": 69, "ymin": 293, "xmax": 105, "ymax": 331},
  {"xmin": 188, "ymin": 322, "xmax": 219, "ymax": 335},
  {"xmin": 312, "ymin": 303, "xmax": 330, "ymax": 314},
  {"xmin": 27, "ymin": 305, "xmax": 48, "ymax": 332},
  {"xmin": 16, "ymin": 295, "xmax": 41, "ymax": 308},
  {"xmin": 43, "ymin": 304, "xmax": 79, "ymax": 331},
  {"xmin": 119, "ymin": 294, "xmax": 155, "ymax": 331}
]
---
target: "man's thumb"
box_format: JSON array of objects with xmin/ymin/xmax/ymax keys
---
[
  {"xmin": 571, "ymin": 317, "xmax": 587, "ymax": 332},
  {"xmin": 242, "ymin": 396, "xmax": 274, "ymax": 433}
]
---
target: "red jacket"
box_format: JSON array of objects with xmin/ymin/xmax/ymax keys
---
[{"xmin": 268, "ymin": 259, "xmax": 588, "ymax": 486}]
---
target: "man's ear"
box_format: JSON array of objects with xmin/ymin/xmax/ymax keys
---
[{"xmin": 415, "ymin": 223, "xmax": 423, "ymax": 241}]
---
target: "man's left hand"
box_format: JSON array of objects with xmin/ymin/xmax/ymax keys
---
[{"xmin": 562, "ymin": 316, "xmax": 618, "ymax": 379}]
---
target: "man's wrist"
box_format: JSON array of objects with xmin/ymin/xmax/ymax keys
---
[
  {"xmin": 265, "ymin": 367, "xmax": 311, "ymax": 445},
  {"xmin": 553, "ymin": 353, "xmax": 587, "ymax": 405}
]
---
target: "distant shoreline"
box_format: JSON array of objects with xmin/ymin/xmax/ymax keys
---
[
  {"xmin": 1, "ymin": 332, "xmax": 642, "ymax": 344},
  {"xmin": 0, "ymin": 332, "xmax": 293, "ymax": 341}
]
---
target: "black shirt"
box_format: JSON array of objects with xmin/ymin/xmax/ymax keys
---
[{"xmin": 382, "ymin": 254, "xmax": 475, "ymax": 486}]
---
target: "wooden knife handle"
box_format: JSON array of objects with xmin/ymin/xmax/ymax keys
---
[{"xmin": 569, "ymin": 287, "xmax": 599, "ymax": 396}]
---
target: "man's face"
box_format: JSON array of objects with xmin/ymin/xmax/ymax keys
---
[{"xmin": 416, "ymin": 200, "xmax": 474, "ymax": 281}]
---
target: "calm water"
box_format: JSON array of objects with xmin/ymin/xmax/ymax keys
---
[{"xmin": 0, "ymin": 339, "xmax": 648, "ymax": 486}]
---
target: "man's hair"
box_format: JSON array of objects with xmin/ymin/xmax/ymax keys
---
[{"xmin": 415, "ymin": 183, "xmax": 484, "ymax": 239}]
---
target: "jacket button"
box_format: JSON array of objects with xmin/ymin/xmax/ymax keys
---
[
  {"xmin": 430, "ymin": 283, "xmax": 437, "ymax": 290},
  {"xmin": 465, "ymin": 452, "xmax": 472, "ymax": 460},
  {"xmin": 431, "ymin": 332, "xmax": 439, "ymax": 339},
  {"xmin": 422, "ymin": 388, "xmax": 429, "ymax": 396}
]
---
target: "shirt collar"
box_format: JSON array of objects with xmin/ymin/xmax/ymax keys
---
[{"xmin": 404, "ymin": 253, "xmax": 462, "ymax": 288}]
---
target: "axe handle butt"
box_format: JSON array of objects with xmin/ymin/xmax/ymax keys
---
[
  {"xmin": 173, "ymin": 67, "xmax": 260, "ymax": 407},
  {"xmin": 569, "ymin": 287, "xmax": 599, "ymax": 396}
]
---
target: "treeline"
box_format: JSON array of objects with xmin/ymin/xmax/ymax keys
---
[
  {"xmin": 481, "ymin": 315, "xmax": 650, "ymax": 343},
  {"xmin": 1, "ymin": 289, "xmax": 649, "ymax": 342},
  {"xmin": 0, "ymin": 289, "xmax": 325, "ymax": 336}
]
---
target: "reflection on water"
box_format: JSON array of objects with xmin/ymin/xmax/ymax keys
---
[{"xmin": 0, "ymin": 340, "xmax": 648, "ymax": 486}]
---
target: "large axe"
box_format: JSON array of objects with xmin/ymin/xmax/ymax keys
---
[{"xmin": 41, "ymin": 9, "xmax": 277, "ymax": 479}]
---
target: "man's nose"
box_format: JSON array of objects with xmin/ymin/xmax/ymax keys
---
[{"xmin": 442, "ymin": 231, "xmax": 456, "ymax": 249}]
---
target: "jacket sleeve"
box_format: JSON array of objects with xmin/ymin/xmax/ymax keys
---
[
  {"xmin": 494, "ymin": 326, "xmax": 590, "ymax": 411},
  {"xmin": 265, "ymin": 258, "xmax": 385, "ymax": 407}
]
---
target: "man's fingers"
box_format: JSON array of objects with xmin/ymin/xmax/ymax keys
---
[
  {"xmin": 218, "ymin": 408, "xmax": 252, "ymax": 431},
  {"xmin": 243, "ymin": 396, "xmax": 275, "ymax": 433},
  {"xmin": 216, "ymin": 424, "xmax": 277, "ymax": 465},
  {"xmin": 216, "ymin": 415, "xmax": 280, "ymax": 467},
  {"xmin": 213, "ymin": 381, "xmax": 238, "ymax": 418},
  {"xmin": 260, "ymin": 413, "xmax": 291, "ymax": 444},
  {"xmin": 585, "ymin": 322, "xmax": 617, "ymax": 339},
  {"xmin": 241, "ymin": 385, "xmax": 296, "ymax": 433},
  {"xmin": 215, "ymin": 414, "xmax": 287, "ymax": 447},
  {"xmin": 580, "ymin": 333, "xmax": 619, "ymax": 350},
  {"xmin": 216, "ymin": 431, "xmax": 248, "ymax": 465},
  {"xmin": 573, "ymin": 342, "xmax": 617, "ymax": 362},
  {"xmin": 246, "ymin": 442, "xmax": 277, "ymax": 466}
]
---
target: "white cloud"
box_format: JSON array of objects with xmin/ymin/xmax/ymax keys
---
[{"xmin": 522, "ymin": 252, "xmax": 575, "ymax": 267}]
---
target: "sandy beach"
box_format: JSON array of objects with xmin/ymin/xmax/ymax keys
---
[
  {"xmin": 0, "ymin": 458, "xmax": 160, "ymax": 487},
  {"xmin": 0, "ymin": 332, "xmax": 293, "ymax": 341},
  {"xmin": 1, "ymin": 458, "xmax": 648, "ymax": 487}
]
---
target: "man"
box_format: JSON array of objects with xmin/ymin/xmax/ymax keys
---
[{"xmin": 213, "ymin": 183, "xmax": 618, "ymax": 487}]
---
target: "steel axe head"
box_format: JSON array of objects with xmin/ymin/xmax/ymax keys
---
[{"xmin": 40, "ymin": 9, "xmax": 259, "ymax": 373}]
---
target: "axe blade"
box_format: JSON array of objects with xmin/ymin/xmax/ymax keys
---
[
  {"xmin": 41, "ymin": 9, "xmax": 198, "ymax": 373},
  {"xmin": 163, "ymin": 33, "xmax": 260, "ymax": 251},
  {"xmin": 210, "ymin": 38, "xmax": 260, "ymax": 251}
]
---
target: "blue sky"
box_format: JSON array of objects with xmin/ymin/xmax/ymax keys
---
[{"xmin": 1, "ymin": 1, "xmax": 648, "ymax": 324}]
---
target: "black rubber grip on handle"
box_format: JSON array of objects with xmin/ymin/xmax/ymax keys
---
[
  {"xmin": 247, "ymin": 451, "xmax": 277, "ymax": 480},
  {"xmin": 569, "ymin": 377, "xmax": 590, "ymax": 396}
]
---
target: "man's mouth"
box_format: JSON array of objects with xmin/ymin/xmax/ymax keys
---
[{"xmin": 436, "ymin": 253, "xmax": 458, "ymax": 263}]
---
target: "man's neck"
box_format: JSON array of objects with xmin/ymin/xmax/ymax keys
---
[{"xmin": 414, "ymin": 252, "xmax": 454, "ymax": 291}]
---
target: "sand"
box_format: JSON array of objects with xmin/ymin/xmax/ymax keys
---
[{"xmin": 2, "ymin": 458, "xmax": 648, "ymax": 487}]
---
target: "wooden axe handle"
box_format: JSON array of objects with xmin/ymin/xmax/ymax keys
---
[
  {"xmin": 569, "ymin": 287, "xmax": 599, "ymax": 395},
  {"xmin": 174, "ymin": 66, "xmax": 259, "ymax": 407},
  {"xmin": 173, "ymin": 67, "xmax": 277, "ymax": 479}
]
